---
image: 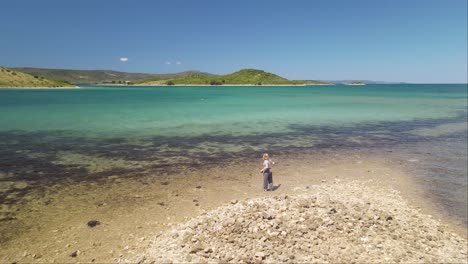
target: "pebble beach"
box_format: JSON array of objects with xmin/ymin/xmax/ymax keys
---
[{"xmin": 139, "ymin": 181, "xmax": 467, "ymax": 263}]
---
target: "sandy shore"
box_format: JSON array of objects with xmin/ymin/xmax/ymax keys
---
[{"xmin": 0, "ymin": 152, "xmax": 466, "ymax": 262}]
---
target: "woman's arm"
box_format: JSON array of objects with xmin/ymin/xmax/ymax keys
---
[{"xmin": 260, "ymin": 160, "xmax": 268, "ymax": 173}]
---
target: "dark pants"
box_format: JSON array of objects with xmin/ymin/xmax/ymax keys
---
[{"xmin": 263, "ymin": 169, "xmax": 273, "ymax": 190}]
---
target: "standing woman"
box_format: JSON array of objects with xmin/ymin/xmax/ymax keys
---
[{"xmin": 260, "ymin": 153, "xmax": 275, "ymax": 191}]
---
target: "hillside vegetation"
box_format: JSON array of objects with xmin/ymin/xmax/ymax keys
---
[
  {"xmin": 0, "ymin": 67, "xmax": 74, "ymax": 88},
  {"xmin": 10, "ymin": 67, "xmax": 331, "ymax": 86},
  {"xmin": 13, "ymin": 67, "xmax": 213, "ymax": 84},
  {"xmin": 137, "ymin": 69, "xmax": 330, "ymax": 85}
]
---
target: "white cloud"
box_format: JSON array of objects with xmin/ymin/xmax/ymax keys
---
[
  {"xmin": 176, "ymin": 61, "xmax": 181, "ymax": 65},
  {"xmin": 165, "ymin": 61, "xmax": 171, "ymax": 65},
  {"xmin": 120, "ymin": 57, "xmax": 129, "ymax": 62}
]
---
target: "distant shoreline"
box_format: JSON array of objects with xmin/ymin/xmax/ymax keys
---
[
  {"xmin": 99, "ymin": 83, "xmax": 334, "ymax": 87},
  {"xmin": 0, "ymin": 86, "xmax": 79, "ymax": 89}
]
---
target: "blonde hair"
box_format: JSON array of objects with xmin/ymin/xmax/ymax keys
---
[{"xmin": 263, "ymin": 153, "xmax": 269, "ymax": 160}]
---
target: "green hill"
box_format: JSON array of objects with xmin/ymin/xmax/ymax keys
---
[
  {"xmin": 137, "ymin": 69, "xmax": 330, "ymax": 85},
  {"xmin": 0, "ymin": 67, "xmax": 74, "ymax": 88},
  {"xmin": 10, "ymin": 67, "xmax": 331, "ymax": 86},
  {"xmin": 13, "ymin": 67, "xmax": 213, "ymax": 84}
]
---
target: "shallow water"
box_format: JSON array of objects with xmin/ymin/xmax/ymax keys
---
[{"xmin": 0, "ymin": 84, "xmax": 467, "ymax": 235}]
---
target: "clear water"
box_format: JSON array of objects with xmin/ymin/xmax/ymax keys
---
[
  {"xmin": 0, "ymin": 84, "xmax": 467, "ymax": 226},
  {"xmin": 0, "ymin": 84, "xmax": 466, "ymax": 138}
]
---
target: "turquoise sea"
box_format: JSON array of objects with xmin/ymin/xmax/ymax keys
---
[{"xmin": 0, "ymin": 84, "xmax": 467, "ymax": 225}]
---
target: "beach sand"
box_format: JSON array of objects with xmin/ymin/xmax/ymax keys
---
[{"xmin": 0, "ymin": 151, "xmax": 466, "ymax": 262}]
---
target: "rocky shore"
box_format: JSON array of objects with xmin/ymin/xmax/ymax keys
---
[{"xmin": 140, "ymin": 181, "xmax": 467, "ymax": 263}]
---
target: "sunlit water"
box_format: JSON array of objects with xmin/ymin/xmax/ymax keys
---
[{"xmin": 0, "ymin": 84, "xmax": 466, "ymax": 230}]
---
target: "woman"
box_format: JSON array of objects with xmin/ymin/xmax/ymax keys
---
[{"xmin": 260, "ymin": 153, "xmax": 275, "ymax": 191}]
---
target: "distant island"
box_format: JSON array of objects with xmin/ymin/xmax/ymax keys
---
[
  {"xmin": 12, "ymin": 67, "xmax": 212, "ymax": 85},
  {"xmin": 345, "ymin": 82, "xmax": 366, "ymax": 86},
  {"xmin": 134, "ymin": 69, "xmax": 331, "ymax": 86},
  {"xmin": 9, "ymin": 67, "xmax": 331, "ymax": 86},
  {"xmin": 327, "ymin": 80, "xmax": 406, "ymax": 85},
  {"xmin": 1, "ymin": 66, "xmax": 409, "ymax": 87},
  {"xmin": 0, "ymin": 67, "xmax": 74, "ymax": 88},
  {"xmin": 6, "ymin": 67, "xmax": 413, "ymax": 87}
]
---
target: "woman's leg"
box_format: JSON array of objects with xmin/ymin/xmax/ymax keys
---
[
  {"xmin": 263, "ymin": 171, "xmax": 269, "ymax": 191},
  {"xmin": 268, "ymin": 171, "xmax": 273, "ymax": 190}
]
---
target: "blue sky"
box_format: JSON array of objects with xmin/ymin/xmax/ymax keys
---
[{"xmin": 1, "ymin": 0, "xmax": 466, "ymax": 83}]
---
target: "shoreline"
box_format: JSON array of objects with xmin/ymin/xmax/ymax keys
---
[
  {"xmin": 0, "ymin": 151, "xmax": 466, "ymax": 262},
  {"xmin": 0, "ymin": 86, "xmax": 79, "ymax": 89},
  {"xmin": 133, "ymin": 83, "xmax": 334, "ymax": 87},
  {"xmin": 97, "ymin": 83, "xmax": 334, "ymax": 87}
]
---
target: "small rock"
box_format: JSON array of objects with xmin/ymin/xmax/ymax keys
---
[
  {"xmin": 189, "ymin": 245, "xmax": 203, "ymax": 253},
  {"xmin": 87, "ymin": 220, "xmax": 101, "ymax": 227},
  {"xmin": 70, "ymin": 250, "xmax": 79, "ymax": 257},
  {"xmin": 269, "ymin": 231, "xmax": 279, "ymax": 237},
  {"xmin": 263, "ymin": 214, "xmax": 274, "ymax": 220},
  {"xmin": 230, "ymin": 200, "xmax": 238, "ymax": 204},
  {"xmin": 196, "ymin": 186, "xmax": 202, "ymax": 189}
]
